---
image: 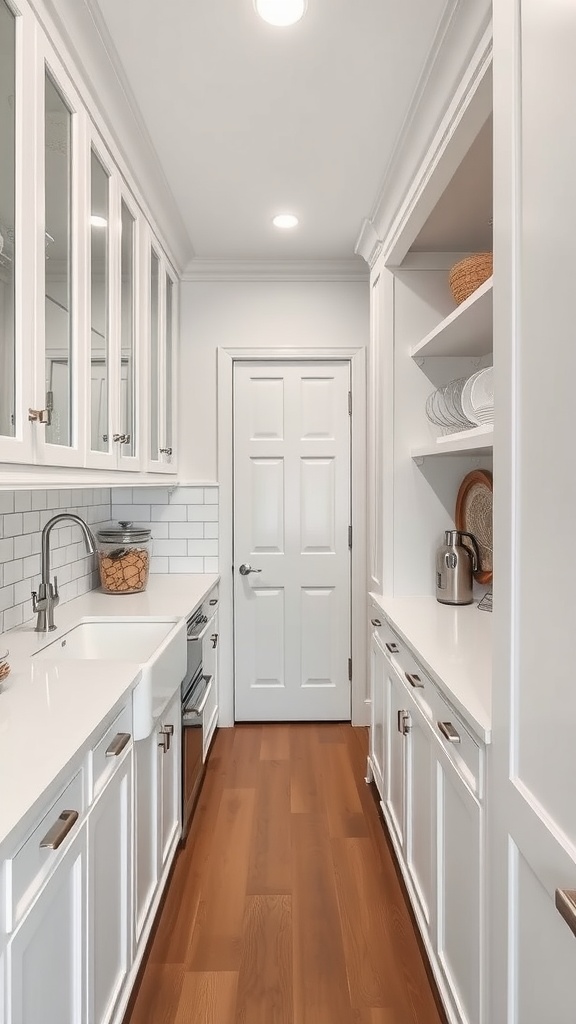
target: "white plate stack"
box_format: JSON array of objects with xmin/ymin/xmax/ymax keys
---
[{"xmin": 461, "ymin": 367, "xmax": 494, "ymax": 425}]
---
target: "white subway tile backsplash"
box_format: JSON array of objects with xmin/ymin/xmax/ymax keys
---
[
  {"xmin": 153, "ymin": 539, "xmax": 188, "ymax": 557},
  {"xmin": 187, "ymin": 540, "xmax": 218, "ymax": 557},
  {"xmin": 110, "ymin": 485, "xmax": 219, "ymax": 576},
  {"xmin": 169, "ymin": 557, "xmax": 204, "ymax": 573},
  {"xmin": 168, "ymin": 522, "xmax": 204, "ymax": 539},
  {"xmin": 0, "ymin": 493, "xmax": 14, "ymax": 515},
  {"xmin": 151, "ymin": 505, "xmax": 186, "ymax": 522},
  {"xmin": 188, "ymin": 505, "xmax": 218, "ymax": 522},
  {"xmin": 0, "ymin": 489, "xmax": 112, "ymax": 633},
  {"xmin": 3, "ymin": 513, "xmax": 23, "ymax": 537},
  {"xmin": 170, "ymin": 487, "xmax": 203, "ymax": 505}
]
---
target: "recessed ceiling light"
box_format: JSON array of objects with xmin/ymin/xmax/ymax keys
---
[
  {"xmin": 90, "ymin": 215, "xmax": 107, "ymax": 228},
  {"xmin": 255, "ymin": 0, "xmax": 307, "ymax": 27},
  {"xmin": 273, "ymin": 214, "xmax": 299, "ymax": 229}
]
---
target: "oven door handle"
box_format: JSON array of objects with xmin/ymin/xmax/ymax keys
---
[{"xmin": 183, "ymin": 675, "xmax": 213, "ymax": 719}]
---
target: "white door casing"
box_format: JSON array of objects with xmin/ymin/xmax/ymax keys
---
[{"xmin": 233, "ymin": 360, "xmax": 351, "ymax": 721}]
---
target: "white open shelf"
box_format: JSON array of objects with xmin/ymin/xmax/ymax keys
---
[
  {"xmin": 411, "ymin": 277, "xmax": 493, "ymax": 358},
  {"xmin": 411, "ymin": 424, "xmax": 493, "ymax": 458}
]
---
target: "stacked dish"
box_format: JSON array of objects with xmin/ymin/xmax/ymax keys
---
[{"xmin": 426, "ymin": 367, "xmax": 493, "ymax": 434}]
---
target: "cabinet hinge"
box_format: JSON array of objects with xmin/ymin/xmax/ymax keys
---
[
  {"xmin": 348, "ymin": 391, "xmax": 352, "ymax": 416},
  {"xmin": 348, "ymin": 657, "xmax": 352, "ymax": 682},
  {"xmin": 348, "ymin": 525, "xmax": 352, "ymax": 549}
]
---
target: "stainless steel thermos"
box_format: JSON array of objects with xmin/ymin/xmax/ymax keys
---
[{"xmin": 436, "ymin": 530, "xmax": 480, "ymax": 605}]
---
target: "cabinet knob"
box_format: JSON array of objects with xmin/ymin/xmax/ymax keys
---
[
  {"xmin": 159, "ymin": 447, "xmax": 173, "ymax": 456},
  {"xmin": 385, "ymin": 642, "xmax": 399, "ymax": 654},
  {"xmin": 39, "ymin": 809, "xmax": 79, "ymax": 850},
  {"xmin": 405, "ymin": 672, "xmax": 424, "ymax": 689},
  {"xmin": 437, "ymin": 720, "xmax": 461, "ymax": 743},
  {"xmin": 105, "ymin": 732, "xmax": 131, "ymax": 757},
  {"xmin": 371, "ymin": 618, "xmax": 382, "ymax": 627}
]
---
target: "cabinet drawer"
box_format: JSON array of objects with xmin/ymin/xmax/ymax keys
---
[
  {"xmin": 431, "ymin": 688, "xmax": 481, "ymax": 796},
  {"xmin": 90, "ymin": 703, "xmax": 133, "ymax": 799},
  {"xmin": 7, "ymin": 770, "xmax": 84, "ymax": 931},
  {"xmin": 372, "ymin": 616, "xmax": 435, "ymax": 722}
]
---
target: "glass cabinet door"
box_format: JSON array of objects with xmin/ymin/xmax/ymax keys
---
[
  {"xmin": 44, "ymin": 71, "xmax": 73, "ymax": 449},
  {"xmin": 89, "ymin": 148, "xmax": 111, "ymax": 455},
  {"xmin": 119, "ymin": 198, "xmax": 136, "ymax": 460},
  {"xmin": 148, "ymin": 242, "xmax": 176, "ymax": 473},
  {"xmin": 0, "ymin": 0, "xmax": 16, "ymax": 442}
]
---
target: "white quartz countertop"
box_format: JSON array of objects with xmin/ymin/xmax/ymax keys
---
[
  {"xmin": 370, "ymin": 594, "xmax": 492, "ymax": 743},
  {"xmin": 0, "ymin": 574, "xmax": 219, "ymax": 850}
]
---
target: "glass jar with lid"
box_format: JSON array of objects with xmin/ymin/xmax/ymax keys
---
[{"xmin": 96, "ymin": 521, "xmax": 152, "ymax": 594}]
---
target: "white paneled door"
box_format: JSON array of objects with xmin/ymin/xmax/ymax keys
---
[{"xmin": 234, "ymin": 361, "xmax": 351, "ymax": 721}]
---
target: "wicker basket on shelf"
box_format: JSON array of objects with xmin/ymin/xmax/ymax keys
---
[{"xmin": 449, "ymin": 252, "xmax": 493, "ymax": 305}]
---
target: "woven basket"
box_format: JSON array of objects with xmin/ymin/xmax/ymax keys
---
[{"xmin": 449, "ymin": 253, "xmax": 493, "ymax": 306}]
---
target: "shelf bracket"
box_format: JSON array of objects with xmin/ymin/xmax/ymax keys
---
[{"xmin": 413, "ymin": 456, "xmax": 424, "ymax": 466}]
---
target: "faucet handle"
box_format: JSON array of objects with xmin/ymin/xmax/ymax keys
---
[
  {"xmin": 31, "ymin": 590, "xmax": 38, "ymax": 613},
  {"xmin": 52, "ymin": 576, "xmax": 60, "ymax": 604}
]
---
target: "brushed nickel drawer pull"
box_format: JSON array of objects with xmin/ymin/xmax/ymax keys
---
[
  {"xmin": 371, "ymin": 618, "xmax": 382, "ymax": 627},
  {"xmin": 105, "ymin": 732, "xmax": 131, "ymax": 757},
  {"xmin": 556, "ymin": 889, "xmax": 576, "ymax": 938},
  {"xmin": 438, "ymin": 720, "xmax": 461, "ymax": 743},
  {"xmin": 385, "ymin": 642, "xmax": 399, "ymax": 654},
  {"xmin": 209, "ymin": 598, "xmax": 218, "ymax": 606},
  {"xmin": 163, "ymin": 724, "xmax": 174, "ymax": 736},
  {"xmin": 40, "ymin": 809, "xmax": 79, "ymax": 850},
  {"xmin": 405, "ymin": 672, "xmax": 424, "ymax": 689}
]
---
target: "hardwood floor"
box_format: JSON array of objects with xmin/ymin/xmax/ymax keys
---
[{"xmin": 124, "ymin": 724, "xmax": 446, "ymax": 1024}]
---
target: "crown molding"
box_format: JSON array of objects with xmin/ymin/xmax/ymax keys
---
[
  {"xmin": 30, "ymin": 0, "xmax": 193, "ymax": 274},
  {"xmin": 181, "ymin": 258, "xmax": 369, "ymax": 283},
  {"xmin": 354, "ymin": 0, "xmax": 492, "ymax": 264}
]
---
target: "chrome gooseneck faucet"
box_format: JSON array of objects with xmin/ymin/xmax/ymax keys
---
[{"xmin": 32, "ymin": 514, "xmax": 96, "ymax": 632}]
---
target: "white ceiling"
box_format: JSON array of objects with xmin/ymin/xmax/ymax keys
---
[{"xmin": 92, "ymin": 0, "xmax": 450, "ymax": 263}]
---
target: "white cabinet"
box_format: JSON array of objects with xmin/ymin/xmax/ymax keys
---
[
  {"xmin": 87, "ymin": 743, "xmax": 132, "ymax": 1024},
  {"xmin": 435, "ymin": 742, "xmax": 482, "ymax": 1024},
  {"xmin": 372, "ymin": 615, "xmax": 485, "ymax": 1024},
  {"xmin": 368, "ymin": 630, "xmax": 386, "ymax": 796},
  {"xmin": 0, "ymin": 0, "xmax": 178, "ymax": 478},
  {"xmin": 147, "ymin": 241, "xmax": 177, "ymax": 474},
  {"xmin": 134, "ymin": 729, "xmax": 158, "ymax": 942},
  {"xmin": 201, "ymin": 608, "xmax": 219, "ymax": 760},
  {"xmin": 7, "ymin": 822, "xmax": 87, "ymax": 1024}
]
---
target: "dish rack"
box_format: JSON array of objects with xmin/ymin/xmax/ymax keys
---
[{"xmin": 426, "ymin": 367, "xmax": 493, "ymax": 435}]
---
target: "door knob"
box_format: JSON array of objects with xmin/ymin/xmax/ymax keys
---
[{"xmin": 239, "ymin": 564, "xmax": 262, "ymax": 576}]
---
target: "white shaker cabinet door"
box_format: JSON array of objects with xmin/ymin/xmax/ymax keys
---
[
  {"xmin": 405, "ymin": 702, "xmax": 435, "ymax": 932},
  {"xmin": 7, "ymin": 825, "xmax": 87, "ymax": 1024},
  {"xmin": 369, "ymin": 633, "xmax": 386, "ymax": 798},
  {"xmin": 159, "ymin": 693, "xmax": 181, "ymax": 871},
  {"xmin": 134, "ymin": 731, "xmax": 159, "ymax": 942},
  {"xmin": 383, "ymin": 661, "xmax": 407, "ymax": 852},
  {"xmin": 87, "ymin": 750, "xmax": 132, "ymax": 1024},
  {"xmin": 435, "ymin": 743, "xmax": 483, "ymax": 1024}
]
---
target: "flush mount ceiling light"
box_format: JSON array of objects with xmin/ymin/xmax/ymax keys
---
[
  {"xmin": 255, "ymin": 0, "xmax": 307, "ymax": 27},
  {"xmin": 273, "ymin": 213, "xmax": 299, "ymax": 228},
  {"xmin": 90, "ymin": 215, "xmax": 107, "ymax": 228}
]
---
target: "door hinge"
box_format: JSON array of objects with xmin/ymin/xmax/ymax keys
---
[
  {"xmin": 348, "ymin": 657, "xmax": 352, "ymax": 682},
  {"xmin": 348, "ymin": 525, "xmax": 352, "ymax": 549},
  {"xmin": 348, "ymin": 391, "xmax": 352, "ymax": 415}
]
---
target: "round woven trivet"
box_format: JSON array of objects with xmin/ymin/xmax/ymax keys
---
[{"xmin": 455, "ymin": 469, "xmax": 493, "ymax": 584}]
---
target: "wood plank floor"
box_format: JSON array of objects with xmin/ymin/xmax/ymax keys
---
[{"xmin": 124, "ymin": 724, "xmax": 446, "ymax": 1024}]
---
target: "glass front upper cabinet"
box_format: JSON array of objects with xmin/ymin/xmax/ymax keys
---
[
  {"xmin": 44, "ymin": 71, "xmax": 74, "ymax": 449},
  {"xmin": 149, "ymin": 242, "xmax": 176, "ymax": 472},
  {"xmin": 0, "ymin": 0, "xmax": 16, "ymax": 442},
  {"xmin": 89, "ymin": 147, "xmax": 111, "ymax": 454},
  {"xmin": 119, "ymin": 196, "xmax": 136, "ymax": 460}
]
